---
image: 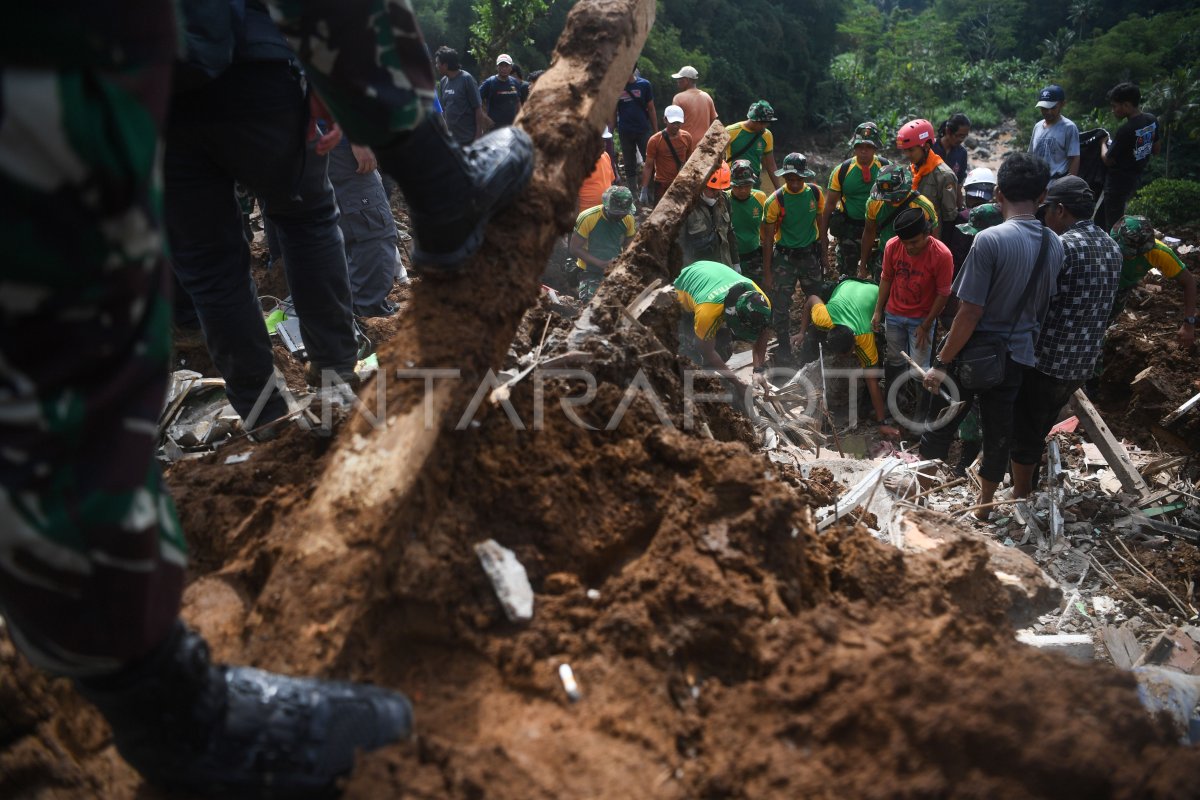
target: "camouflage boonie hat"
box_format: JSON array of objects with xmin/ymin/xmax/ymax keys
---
[
  {"xmin": 725, "ymin": 290, "xmax": 772, "ymax": 341},
  {"xmin": 870, "ymin": 164, "xmax": 913, "ymax": 202},
  {"xmin": 775, "ymin": 152, "xmax": 816, "ymax": 179},
  {"xmin": 1111, "ymin": 215, "xmax": 1155, "ymax": 258},
  {"xmin": 602, "ymin": 185, "xmax": 634, "ymax": 215},
  {"xmin": 851, "ymin": 121, "xmax": 882, "ymax": 149},
  {"xmin": 957, "ymin": 203, "xmax": 1004, "ymax": 236},
  {"xmin": 747, "ymin": 100, "xmax": 777, "ymax": 123},
  {"xmin": 730, "ymin": 159, "xmax": 757, "ymax": 186}
]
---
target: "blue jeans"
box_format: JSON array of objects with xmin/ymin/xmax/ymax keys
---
[{"xmin": 884, "ymin": 313, "xmax": 932, "ymax": 368}]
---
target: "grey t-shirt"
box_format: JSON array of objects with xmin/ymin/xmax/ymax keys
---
[
  {"xmin": 438, "ymin": 71, "xmax": 481, "ymax": 145},
  {"xmin": 1029, "ymin": 117, "xmax": 1080, "ymax": 178},
  {"xmin": 952, "ymin": 218, "xmax": 1063, "ymax": 368}
]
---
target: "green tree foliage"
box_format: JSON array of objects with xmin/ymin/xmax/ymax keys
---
[
  {"xmin": 469, "ymin": 0, "xmax": 557, "ymax": 67},
  {"xmin": 1146, "ymin": 68, "xmax": 1200, "ymax": 179},
  {"xmin": 1060, "ymin": 10, "xmax": 1200, "ymax": 111}
]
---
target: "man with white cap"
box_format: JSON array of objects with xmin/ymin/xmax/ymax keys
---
[
  {"xmin": 671, "ymin": 65, "xmax": 719, "ymax": 146},
  {"xmin": 640, "ymin": 105, "xmax": 695, "ymax": 205},
  {"xmin": 479, "ymin": 53, "xmax": 524, "ymax": 128},
  {"xmin": 1029, "ymin": 84, "xmax": 1080, "ymax": 179}
]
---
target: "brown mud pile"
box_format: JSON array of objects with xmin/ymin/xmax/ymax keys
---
[{"xmin": 8, "ymin": 263, "xmax": 1200, "ymax": 799}]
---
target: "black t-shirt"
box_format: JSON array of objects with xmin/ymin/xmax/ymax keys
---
[{"xmin": 1108, "ymin": 112, "xmax": 1159, "ymax": 178}]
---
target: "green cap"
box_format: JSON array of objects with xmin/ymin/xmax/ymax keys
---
[
  {"xmin": 870, "ymin": 164, "xmax": 912, "ymax": 202},
  {"xmin": 730, "ymin": 159, "xmax": 757, "ymax": 186},
  {"xmin": 747, "ymin": 100, "xmax": 777, "ymax": 123},
  {"xmin": 724, "ymin": 290, "xmax": 772, "ymax": 341},
  {"xmin": 602, "ymin": 185, "xmax": 634, "ymax": 216},
  {"xmin": 1111, "ymin": 214, "xmax": 1155, "ymax": 258},
  {"xmin": 956, "ymin": 203, "xmax": 1004, "ymax": 236},
  {"xmin": 775, "ymin": 152, "xmax": 816, "ymax": 179},
  {"xmin": 851, "ymin": 121, "xmax": 882, "ymax": 149}
]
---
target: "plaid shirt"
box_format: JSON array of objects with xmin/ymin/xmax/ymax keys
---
[{"xmin": 1034, "ymin": 219, "xmax": 1122, "ymax": 380}]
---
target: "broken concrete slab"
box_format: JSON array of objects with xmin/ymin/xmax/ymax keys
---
[{"xmin": 889, "ymin": 508, "xmax": 1062, "ymax": 629}]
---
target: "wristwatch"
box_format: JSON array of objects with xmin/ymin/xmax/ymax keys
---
[{"xmin": 1185, "ymin": 316, "xmax": 1197, "ymax": 326}]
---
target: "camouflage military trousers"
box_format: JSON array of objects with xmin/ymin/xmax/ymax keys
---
[
  {"xmin": 768, "ymin": 244, "xmax": 824, "ymax": 357},
  {"xmin": 578, "ymin": 270, "xmax": 606, "ymax": 303},
  {"xmin": 1, "ymin": 0, "xmax": 438, "ymax": 676}
]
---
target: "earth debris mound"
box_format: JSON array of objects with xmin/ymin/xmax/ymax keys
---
[{"xmin": 5, "ymin": 1, "xmax": 1200, "ymax": 796}]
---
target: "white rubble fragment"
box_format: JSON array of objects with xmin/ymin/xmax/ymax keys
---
[
  {"xmin": 474, "ymin": 539, "xmax": 534, "ymax": 622},
  {"xmin": 1016, "ymin": 631, "xmax": 1094, "ymax": 660}
]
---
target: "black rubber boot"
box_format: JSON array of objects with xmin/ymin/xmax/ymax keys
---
[
  {"xmin": 375, "ymin": 118, "xmax": 534, "ymax": 273},
  {"xmin": 77, "ymin": 622, "xmax": 413, "ymax": 798}
]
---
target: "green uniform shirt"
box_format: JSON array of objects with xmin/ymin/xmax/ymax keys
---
[
  {"xmin": 675, "ymin": 260, "xmax": 767, "ymax": 340},
  {"xmin": 828, "ymin": 156, "xmax": 886, "ymax": 221},
  {"xmin": 1119, "ymin": 240, "xmax": 1185, "ymax": 291},
  {"xmin": 764, "ymin": 184, "xmax": 824, "ymax": 249},
  {"xmin": 866, "ymin": 193, "xmax": 938, "ymax": 249},
  {"xmin": 724, "ymin": 122, "xmax": 774, "ymax": 178},
  {"xmin": 810, "ymin": 279, "xmax": 881, "ymax": 367},
  {"xmin": 574, "ymin": 205, "xmax": 636, "ymax": 271},
  {"xmin": 728, "ymin": 188, "xmax": 768, "ymax": 255}
]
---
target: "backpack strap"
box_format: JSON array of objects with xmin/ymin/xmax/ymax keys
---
[
  {"xmin": 731, "ymin": 127, "xmax": 765, "ymax": 162},
  {"xmin": 663, "ymin": 129, "xmax": 684, "ymax": 169}
]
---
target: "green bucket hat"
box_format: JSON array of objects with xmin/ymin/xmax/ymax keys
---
[
  {"xmin": 870, "ymin": 164, "xmax": 913, "ymax": 202},
  {"xmin": 774, "ymin": 152, "xmax": 816, "ymax": 179},
  {"xmin": 730, "ymin": 159, "xmax": 757, "ymax": 187},
  {"xmin": 602, "ymin": 185, "xmax": 634, "ymax": 216},
  {"xmin": 747, "ymin": 100, "xmax": 777, "ymax": 123},
  {"xmin": 724, "ymin": 289, "xmax": 772, "ymax": 342},
  {"xmin": 1110, "ymin": 215, "xmax": 1155, "ymax": 258},
  {"xmin": 957, "ymin": 203, "xmax": 1004, "ymax": 236},
  {"xmin": 850, "ymin": 121, "xmax": 882, "ymax": 149}
]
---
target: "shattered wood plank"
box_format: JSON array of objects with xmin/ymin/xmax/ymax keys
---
[
  {"xmin": 570, "ymin": 119, "xmax": 730, "ymax": 344},
  {"xmin": 1162, "ymin": 390, "xmax": 1200, "ymax": 427},
  {"xmin": 1069, "ymin": 389, "xmax": 1151, "ymax": 497},
  {"xmin": 1101, "ymin": 624, "xmax": 1143, "ymax": 670},
  {"xmin": 241, "ymin": 0, "xmax": 658, "ymax": 672},
  {"xmin": 1128, "ymin": 515, "xmax": 1200, "ymax": 544}
]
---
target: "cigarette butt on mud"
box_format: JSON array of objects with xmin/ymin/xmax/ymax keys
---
[{"xmin": 558, "ymin": 663, "xmax": 582, "ymax": 703}]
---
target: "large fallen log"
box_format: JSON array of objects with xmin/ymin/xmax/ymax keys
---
[{"xmin": 240, "ymin": 0, "xmax": 657, "ymax": 670}]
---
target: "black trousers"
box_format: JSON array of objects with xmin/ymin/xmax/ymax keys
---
[
  {"xmin": 165, "ymin": 61, "xmax": 358, "ymax": 424},
  {"xmin": 1010, "ymin": 367, "xmax": 1082, "ymax": 466},
  {"xmin": 920, "ymin": 353, "xmax": 1024, "ymax": 483}
]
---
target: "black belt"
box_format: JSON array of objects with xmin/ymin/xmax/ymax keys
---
[{"xmin": 775, "ymin": 243, "xmax": 816, "ymax": 257}]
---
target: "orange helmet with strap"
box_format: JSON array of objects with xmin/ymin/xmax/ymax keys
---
[{"xmin": 707, "ymin": 161, "xmax": 732, "ymax": 190}]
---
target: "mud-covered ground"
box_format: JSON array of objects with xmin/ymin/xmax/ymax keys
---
[{"xmin": 4, "ymin": 74, "xmax": 1200, "ymax": 798}]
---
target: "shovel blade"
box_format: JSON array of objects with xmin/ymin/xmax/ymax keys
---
[{"xmin": 934, "ymin": 399, "xmax": 967, "ymax": 425}]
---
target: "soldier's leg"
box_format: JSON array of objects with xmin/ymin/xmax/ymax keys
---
[
  {"xmin": 771, "ymin": 252, "xmax": 800, "ymax": 361},
  {"xmin": 0, "ymin": 66, "xmax": 185, "ymax": 675},
  {"xmin": 1, "ymin": 56, "xmax": 411, "ymax": 797},
  {"xmin": 343, "ymin": 225, "xmax": 401, "ymax": 318},
  {"xmin": 272, "ymin": 0, "xmax": 532, "ymax": 272},
  {"xmin": 578, "ymin": 274, "xmax": 602, "ymax": 303}
]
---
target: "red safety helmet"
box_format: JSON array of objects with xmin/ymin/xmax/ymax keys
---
[{"xmin": 896, "ymin": 118, "xmax": 936, "ymax": 149}]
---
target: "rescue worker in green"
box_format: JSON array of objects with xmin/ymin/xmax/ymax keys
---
[
  {"xmin": 728, "ymin": 159, "xmax": 769, "ymax": 288},
  {"xmin": 857, "ymin": 164, "xmax": 939, "ymax": 282},
  {"xmin": 570, "ymin": 185, "xmax": 637, "ymax": 301},
  {"xmin": 761, "ymin": 152, "xmax": 828, "ymax": 365},
  {"xmin": 819, "ymin": 121, "xmax": 890, "ymax": 276},
  {"xmin": 1109, "ymin": 215, "xmax": 1196, "ymax": 347},
  {"xmin": 724, "ymin": 100, "xmax": 781, "ymax": 191},
  {"xmin": 680, "ymin": 161, "xmax": 739, "ymax": 268},
  {"xmin": 675, "ymin": 260, "xmax": 773, "ymax": 399},
  {"xmin": 792, "ymin": 279, "xmax": 899, "ymax": 435}
]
